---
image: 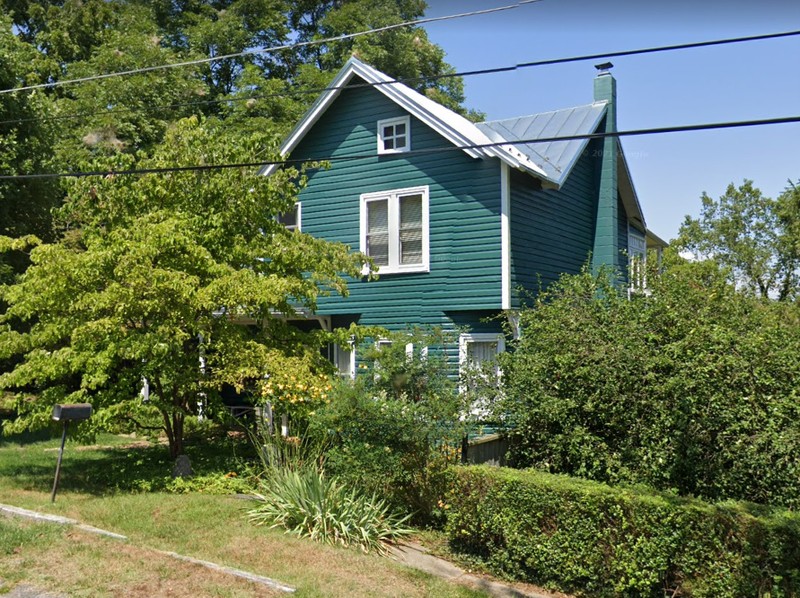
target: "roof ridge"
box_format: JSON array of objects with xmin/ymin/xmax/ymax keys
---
[{"xmin": 478, "ymin": 100, "xmax": 608, "ymax": 126}]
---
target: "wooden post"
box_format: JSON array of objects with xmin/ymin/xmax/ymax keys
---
[{"xmin": 50, "ymin": 421, "xmax": 69, "ymax": 503}]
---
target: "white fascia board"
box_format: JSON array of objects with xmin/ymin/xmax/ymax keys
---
[
  {"xmin": 501, "ymin": 162, "xmax": 511, "ymax": 310},
  {"xmin": 371, "ymin": 83, "xmax": 485, "ymax": 159},
  {"xmin": 259, "ymin": 61, "xmax": 360, "ymax": 177}
]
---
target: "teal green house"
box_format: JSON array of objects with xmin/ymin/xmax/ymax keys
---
[{"xmin": 262, "ymin": 58, "xmax": 665, "ymax": 377}]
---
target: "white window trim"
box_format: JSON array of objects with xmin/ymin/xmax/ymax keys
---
[
  {"xmin": 627, "ymin": 225, "xmax": 647, "ymax": 296},
  {"xmin": 458, "ymin": 333, "xmax": 505, "ymax": 402},
  {"xmin": 333, "ymin": 341, "xmax": 355, "ymax": 380},
  {"xmin": 458, "ymin": 333, "xmax": 506, "ymax": 371},
  {"xmin": 360, "ymin": 185, "xmax": 430, "ymax": 275},
  {"xmin": 277, "ymin": 201, "xmax": 301, "ymax": 232},
  {"xmin": 377, "ymin": 116, "xmax": 410, "ymax": 155}
]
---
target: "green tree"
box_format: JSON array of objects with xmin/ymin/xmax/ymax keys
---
[
  {"xmin": 292, "ymin": 0, "xmax": 479, "ymax": 118},
  {"xmin": 0, "ymin": 16, "xmax": 61, "ymax": 277},
  {"xmin": 0, "ymin": 117, "xmax": 368, "ymax": 459},
  {"xmin": 677, "ymin": 179, "xmax": 800, "ymax": 300},
  {"xmin": 497, "ymin": 256, "xmax": 800, "ymax": 508}
]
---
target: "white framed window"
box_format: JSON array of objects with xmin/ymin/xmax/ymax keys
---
[
  {"xmin": 277, "ymin": 202, "xmax": 301, "ymax": 231},
  {"xmin": 459, "ymin": 333, "xmax": 505, "ymax": 409},
  {"xmin": 360, "ymin": 186, "xmax": 429, "ymax": 274},
  {"xmin": 377, "ymin": 116, "xmax": 410, "ymax": 154},
  {"xmin": 459, "ymin": 333, "xmax": 505, "ymax": 378},
  {"xmin": 628, "ymin": 226, "xmax": 647, "ymax": 294},
  {"xmin": 333, "ymin": 342, "xmax": 355, "ymax": 380}
]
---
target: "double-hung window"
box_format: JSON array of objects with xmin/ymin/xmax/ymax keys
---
[
  {"xmin": 377, "ymin": 116, "xmax": 410, "ymax": 154},
  {"xmin": 459, "ymin": 333, "xmax": 505, "ymax": 412},
  {"xmin": 333, "ymin": 342, "xmax": 355, "ymax": 380},
  {"xmin": 360, "ymin": 186, "xmax": 429, "ymax": 274},
  {"xmin": 459, "ymin": 333, "xmax": 505, "ymax": 378}
]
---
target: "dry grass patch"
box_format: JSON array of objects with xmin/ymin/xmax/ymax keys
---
[
  {"xmin": 0, "ymin": 518, "xmax": 279, "ymax": 597},
  {"xmin": 0, "ymin": 434, "xmax": 487, "ymax": 598}
]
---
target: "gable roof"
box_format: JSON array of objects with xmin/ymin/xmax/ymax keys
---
[
  {"xmin": 260, "ymin": 57, "xmax": 550, "ymax": 181},
  {"xmin": 476, "ymin": 103, "xmax": 607, "ymax": 188},
  {"xmin": 262, "ymin": 57, "xmax": 648, "ymax": 228}
]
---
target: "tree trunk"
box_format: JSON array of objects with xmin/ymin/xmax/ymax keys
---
[{"xmin": 171, "ymin": 410, "xmax": 185, "ymax": 458}]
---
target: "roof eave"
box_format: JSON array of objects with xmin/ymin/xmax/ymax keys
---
[
  {"xmin": 261, "ymin": 57, "xmax": 505, "ymax": 176},
  {"xmin": 617, "ymin": 141, "xmax": 647, "ymax": 230}
]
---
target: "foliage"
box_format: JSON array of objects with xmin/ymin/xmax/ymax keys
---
[
  {"xmin": 0, "ymin": 15, "xmax": 61, "ymax": 270},
  {"xmin": 249, "ymin": 462, "xmax": 412, "ymax": 555},
  {"xmin": 0, "ymin": 0, "xmax": 477, "ymax": 252},
  {"xmin": 247, "ymin": 424, "xmax": 411, "ymax": 555},
  {"xmin": 294, "ymin": 0, "xmax": 481, "ymax": 118},
  {"xmin": 447, "ymin": 465, "xmax": 800, "ymax": 598},
  {"xmin": 496, "ymin": 257, "xmax": 800, "ymax": 508},
  {"xmin": 0, "ymin": 116, "xmax": 368, "ymax": 459},
  {"xmin": 678, "ymin": 179, "xmax": 800, "ymax": 300},
  {"xmin": 311, "ymin": 329, "xmax": 467, "ymax": 525},
  {"xmin": 166, "ymin": 471, "xmax": 254, "ymax": 495}
]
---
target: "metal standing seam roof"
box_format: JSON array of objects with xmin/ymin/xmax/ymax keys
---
[
  {"xmin": 261, "ymin": 57, "xmax": 660, "ymax": 239},
  {"xmin": 476, "ymin": 102, "xmax": 608, "ymax": 188}
]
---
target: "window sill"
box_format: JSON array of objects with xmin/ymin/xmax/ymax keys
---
[
  {"xmin": 363, "ymin": 263, "xmax": 430, "ymax": 276},
  {"xmin": 377, "ymin": 148, "xmax": 410, "ymax": 156}
]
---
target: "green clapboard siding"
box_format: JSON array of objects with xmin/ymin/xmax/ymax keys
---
[
  {"xmin": 288, "ymin": 77, "xmax": 503, "ymax": 332},
  {"xmin": 508, "ymin": 140, "xmax": 600, "ymax": 307}
]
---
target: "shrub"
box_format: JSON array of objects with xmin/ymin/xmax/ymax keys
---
[
  {"xmin": 248, "ymin": 464, "xmax": 412, "ymax": 555},
  {"xmin": 310, "ymin": 329, "xmax": 467, "ymax": 525},
  {"xmin": 497, "ymin": 258, "xmax": 800, "ymax": 508},
  {"xmin": 446, "ymin": 466, "xmax": 800, "ymax": 598}
]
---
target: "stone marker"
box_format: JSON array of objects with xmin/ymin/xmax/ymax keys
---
[{"xmin": 172, "ymin": 454, "xmax": 192, "ymax": 478}]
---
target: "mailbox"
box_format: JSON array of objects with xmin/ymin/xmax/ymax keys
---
[{"xmin": 52, "ymin": 403, "xmax": 92, "ymax": 422}]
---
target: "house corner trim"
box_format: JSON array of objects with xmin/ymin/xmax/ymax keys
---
[{"xmin": 501, "ymin": 162, "xmax": 511, "ymax": 310}]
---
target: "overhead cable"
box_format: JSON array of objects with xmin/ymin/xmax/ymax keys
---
[
  {"xmin": 0, "ymin": 2, "xmax": 531, "ymax": 96},
  {"xmin": 2, "ymin": 26, "xmax": 798, "ymax": 128},
  {"xmin": 1, "ymin": 114, "xmax": 798, "ymax": 180}
]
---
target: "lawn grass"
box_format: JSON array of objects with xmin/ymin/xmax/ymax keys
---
[{"xmin": 0, "ymin": 431, "xmax": 487, "ymax": 598}]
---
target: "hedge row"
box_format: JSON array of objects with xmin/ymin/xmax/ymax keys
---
[{"xmin": 446, "ymin": 466, "xmax": 800, "ymax": 597}]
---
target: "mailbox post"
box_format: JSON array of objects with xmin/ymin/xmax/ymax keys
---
[{"xmin": 50, "ymin": 403, "xmax": 92, "ymax": 503}]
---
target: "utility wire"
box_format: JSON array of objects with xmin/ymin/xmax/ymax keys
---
[
  {"xmin": 2, "ymin": 26, "xmax": 798, "ymax": 129},
  {"xmin": 0, "ymin": 2, "xmax": 530, "ymax": 96},
  {"xmin": 2, "ymin": 114, "xmax": 798, "ymax": 180}
]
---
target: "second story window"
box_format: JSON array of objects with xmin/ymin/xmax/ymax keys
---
[
  {"xmin": 377, "ymin": 116, "xmax": 410, "ymax": 154},
  {"xmin": 360, "ymin": 186, "xmax": 429, "ymax": 274},
  {"xmin": 277, "ymin": 202, "xmax": 301, "ymax": 232}
]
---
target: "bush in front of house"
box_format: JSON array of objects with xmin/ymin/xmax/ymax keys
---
[
  {"xmin": 446, "ymin": 466, "xmax": 800, "ymax": 598},
  {"xmin": 497, "ymin": 257, "xmax": 800, "ymax": 509},
  {"xmin": 310, "ymin": 328, "xmax": 468, "ymax": 525}
]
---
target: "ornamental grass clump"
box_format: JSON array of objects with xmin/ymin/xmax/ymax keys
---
[{"xmin": 248, "ymin": 464, "xmax": 412, "ymax": 555}]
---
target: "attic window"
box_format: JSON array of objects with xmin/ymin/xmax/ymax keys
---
[{"xmin": 377, "ymin": 116, "xmax": 410, "ymax": 154}]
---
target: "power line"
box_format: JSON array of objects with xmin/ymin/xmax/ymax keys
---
[
  {"xmin": 2, "ymin": 114, "xmax": 798, "ymax": 180},
  {"xmin": 2, "ymin": 26, "xmax": 798, "ymax": 129},
  {"xmin": 0, "ymin": 2, "xmax": 530, "ymax": 96}
]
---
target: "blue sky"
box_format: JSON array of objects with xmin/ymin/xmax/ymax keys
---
[{"xmin": 422, "ymin": 0, "xmax": 800, "ymax": 240}]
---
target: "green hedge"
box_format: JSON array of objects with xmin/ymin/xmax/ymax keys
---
[{"xmin": 446, "ymin": 466, "xmax": 800, "ymax": 597}]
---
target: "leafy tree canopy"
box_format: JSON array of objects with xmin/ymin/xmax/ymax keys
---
[
  {"xmin": 0, "ymin": 117, "xmax": 369, "ymax": 457},
  {"xmin": 677, "ymin": 179, "xmax": 800, "ymax": 300}
]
